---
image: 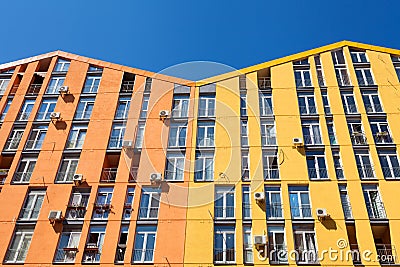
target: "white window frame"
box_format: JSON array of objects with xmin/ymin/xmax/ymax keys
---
[
  {"xmin": 289, "ymin": 189, "xmax": 312, "ymax": 219},
  {"xmin": 5, "ymin": 229, "xmax": 33, "ymax": 263},
  {"xmin": 18, "ymin": 99, "xmax": 35, "ymax": 121},
  {"xmin": 109, "ymin": 124, "xmax": 126, "ymax": 149},
  {"xmin": 36, "ymin": 99, "xmax": 57, "ymax": 121},
  {"xmin": 298, "ymin": 95, "xmax": 316, "ymax": 115},
  {"xmin": 135, "ymin": 124, "xmax": 145, "ymax": 148},
  {"xmin": 133, "ymin": 227, "xmax": 157, "ymax": 263},
  {"xmin": 54, "ymin": 59, "xmax": 70, "ymax": 72},
  {"xmin": 172, "ymin": 96, "xmax": 189, "ymax": 118},
  {"xmin": 165, "ymin": 154, "xmax": 185, "ymax": 181},
  {"xmin": 263, "ymin": 153, "xmax": 279, "ymax": 180},
  {"xmin": 363, "ymin": 93, "xmax": 383, "ymax": 113},
  {"xmin": 13, "ymin": 158, "xmax": 36, "ymax": 183},
  {"xmin": 139, "ymin": 189, "xmax": 161, "ymax": 219},
  {"xmin": 268, "ymin": 226, "xmax": 288, "ymax": 264},
  {"xmin": 168, "ymin": 124, "xmax": 187, "ymax": 147},
  {"xmin": 198, "ymin": 95, "xmax": 215, "ymax": 117},
  {"xmin": 259, "ymin": 94, "xmax": 273, "ymax": 116},
  {"xmin": 351, "ymin": 51, "xmax": 368, "ymax": 63},
  {"xmin": 215, "ymin": 187, "xmax": 235, "ymax": 219},
  {"xmin": 0, "ymin": 78, "xmax": 10, "ymax": 93},
  {"xmin": 46, "ymin": 77, "xmax": 65, "ymax": 94},
  {"xmin": 241, "ymin": 152, "xmax": 250, "ymax": 181},
  {"xmin": 241, "ymin": 120, "xmax": 248, "ymax": 146},
  {"xmin": 332, "ymin": 50, "xmax": 346, "ymax": 65},
  {"xmin": 293, "ymin": 229, "xmax": 318, "ymax": 264},
  {"xmin": 5, "ymin": 128, "xmax": 25, "ymax": 150},
  {"xmin": 197, "ymin": 122, "xmax": 215, "ymax": 147},
  {"xmin": 307, "ymin": 155, "xmax": 328, "ymax": 179},
  {"xmin": 25, "ymin": 126, "xmax": 47, "ymax": 150},
  {"xmin": 240, "ymin": 94, "xmax": 247, "ymax": 116},
  {"xmin": 335, "ymin": 68, "xmax": 351, "ymax": 86},
  {"xmin": 355, "ymin": 153, "xmax": 375, "ymax": 179},
  {"xmin": 83, "ymin": 226, "xmax": 106, "ymax": 263},
  {"xmin": 115, "ymin": 97, "xmax": 131, "ymax": 119},
  {"xmin": 1, "ymin": 99, "xmax": 12, "ymax": 121},
  {"xmin": 54, "ymin": 231, "xmax": 81, "ymax": 263},
  {"xmin": 66, "ymin": 190, "xmax": 90, "ymax": 220},
  {"xmin": 92, "ymin": 188, "xmax": 113, "ymax": 220},
  {"xmin": 75, "ymin": 97, "xmax": 95, "ymax": 120},
  {"xmin": 379, "ymin": 153, "xmax": 400, "ymax": 179},
  {"xmin": 20, "ymin": 190, "xmax": 45, "ymax": 220},
  {"xmin": 83, "ymin": 76, "xmax": 101, "ymax": 93},
  {"xmin": 355, "ymin": 68, "xmax": 375, "ymax": 86},
  {"xmin": 214, "ymin": 226, "xmax": 236, "ymax": 264},
  {"xmin": 243, "ymin": 226, "xmax": 253, "ymax": 264},
  {"xmin": 341, "ymin": 93, "xmax": 358, "ymax": 113},
  {"xmin": 302, "ymin": 123, "xmax": 322, "ymax": 145},
  {"xmin": 67, "ymin": 125, "xmax": 87, "ymax": 149},
  {"xmin": 294, "ymin": 70, "xmax": 312, "ymax": 87},
  {"xmin": 339, "ymin": 185, "xmax": 353, "ymax": 219},
  {"xmin": 56, "ymin": 158, "xmax": 79, "ymax": 183},
  {"xmin": 261, "ymin": 122, "xmax": 276, "ymax": 146},
  {"xmin": 316, "ymin": 66, "xmax": 325, "ymax": 86},
  {"xmin": 242, "ymin": 185, "xmax": 251, "ymax": 218},
  {"xmin": 140, "ymin": 96, "xmax": 149, "ymax": 119},
  {"xmin": 363, "ymin": 186, "xmax": 386, "ymax": 219},
  {"xmin": 265, "ymin": 189, "xmax": 283, "ymax": 219},
  {"xmin": 195, "ymin": 153, "xmax": 214, "ymax": 181},
  {"xmin": 123, "ymin": 187, "xmax": 135, "ymax": 220}
]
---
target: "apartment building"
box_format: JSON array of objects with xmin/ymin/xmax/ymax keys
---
[{"xmin": 0, "ymin": 41, "xmax": 399, "ymax": 266}]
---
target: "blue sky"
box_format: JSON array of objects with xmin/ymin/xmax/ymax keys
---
[{"xmin": 0, "ymin": 0, "xmax": 397, "ymax": 79}]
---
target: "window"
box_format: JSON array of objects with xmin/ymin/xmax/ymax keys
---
[
  {"xmin": 341, "ymin": 93, "xmax": 358, "ymax": 114},
  {"xmin": 266, "ymin": 187, "xmax": 283, "ymax": 219},
  {"xmin": 294, "ymin": 70, "xmax": 312, "ymax": 87},
  {"xmin": 363, "ymin": 92, "xmax": 383, "ymax": 113},
  {"xmin": 241, "ymin": 152, "xmax": 250, "ymax": 181},
  {"xmin": 335, "ymin": 68, "xmax": 351, "ymax": 86},
  {"xmin": 262, "ymin": 151, "xmax": 279, "ymax": 180},
  {"xmin": 66, "ymin": 189, "xmax": 90, "ymax": 220},
  {"xmin": 348, "ymin": 122, "xmax": 367, "ymax": 145},
  {"xmin": 54, "ymin": 59, "xmax": 70, "ymax": 72},
  {"xmin": 115, "ymin": 225, "xmax": 129, "ymax": 263},
  {"xmin": 109, "ymin": 123, "xmax": 126, "ymax": 149},
  {"xmin": 242, "ymin": 186, "xmax": 251, "ymax": 219},
  {"xmin": 36, "ymin": 98, "xmax": 57, "ymax": 121},
  {"xmin": 314, "ymin": 55, "xmax": 321, "ymax": 66},
  {"xmin": 13, "ymin": 157, "xmax": 36, "ymax": 183},
  {"xmin": 133, "ymin": 225, "xmax": 157, "ymax": 263},
  {"xmin": 243, "ymin": 226, "xmax": 253, "ymax": 264},
  {"xmin": 294, "ymin": 59, "xmax": 309, "ymax": 65},
  {"xmin": 260, "ymin": 121, "xmax": 276, "ymax": 146},
  {"xmin": 355, "ymin": 68, "xmax": 375, "ymax": 86},
  {"xmin": 83, "ymin": 226, "xmax": 106, "ymax": 263},
  {"xmin": 25, "ymin": 125, "xmax": 47, "ymax": 150},
  {"xmin": 355, "ymin": 151, "xmax": 375, "ymax": 179},
  {"xmin": 115, "ymin": 96, "xmax": 131, "ymax": 119},
  {"xmin": 75, "ymin": 97, "xmax": 95, "ymax": 120},
  {"xmin": 135, "ymin": 123, "xmax": 145, "ymax": 148},
  {"xmin": 46, "ymin": 76, "xmax": 65, "ymax": 94},
  {"xmin": 4, "ymin": 228, "xmax": 33, "ymax": 263},
  {"xmin": 66, "ymin": 125, "xmax": 87, "ymax": 149},
  {"xmin": 168, "ymin": 124, "xmax": 187, "ymax": 147},
  {"xmin": 395, "ymin": 66, "xmax": 400, "ymax": 82},
  {"xmin": 332, "ymin": 50, "xmax": 346, "ymax": 65},
  {"xmin": 302, "ymin": 123, "xmax": 322, "ymax": 145},
  {"xmin": 293, "ymin": 226, "xmax": 318, "ymax": 264},
  {"xmin": 339, "ymin": 185, "xmax": 353, "ymax": 219},
  {"xmin": 0, "ymin": 78, "xmax": 10, "ymax": 94},
  {"xmin": 138, "ymin": 188, "xmax": 160, "ymax": 219},
  {"xmin": 88, "ymin": 65, "xmax": 103, "ymax": 72},
  {"xmin": 55, "ymin": 157, "xmax": 79, "ymax": 183},
  {"xmin": 198, "ymin": 95, "xmax": 215, "ymax": 117},
  {"xmin": 268, "ymin": 226, "xmax": 288, "ymax": 264},
  {"xmin": 197, "ymin": 122, "xmax": 215, "ymax": 147},
  {"xmin": 259, "ymin": 93, "xmax": 273, "ymax": 116},
  {"xmin": 241, "ymin": 120, "xmax": 248, "ymax": 146},
  {"xmin": 172, "ymin": 95, "xmax": 189, "ymax": 118},
  {"xmin": 333, "ymin": 153, "xmax": 344, "ymax": 179},
  {"xmin": 298, "ymin": 95, "xmax": 316, "ymax": 115},
  {"xmin": 321, "ymin": 91, "xmax": 330, "ymax": 114},
  {"xmin": 195, "ymin": 152, "xmax": 214, "ymax": 181},
  {"xmin": 1, "ymin": 98, "xmax": 12, "ymax": 121},
  {"xmin": 93, "ymin": 187, "xmax": 113, "ymax": 220},
  {"xmin": 18, "ymin": 99, "xmax": 35, "ymax": 121},
  {"xmin": 289, "ymin": 186, "xmax": 312, "ymax": 219},
  {"xmin": 240, "ymin": 94, "xmax": 247, "ymax": 116},
  {"xmin": 144, "ymin": 77, "xmax": 152, "ymax": 92},
  {"xmin": 214, "ymin": 226, "xmax": 235, "ymax": 264},
  {"xmin": 140, "ymin": 95, "xmax": 149, "ymax": 119},
  {"xmin": 82, "ymin": 76, "xmax": 101, "ymax": 93},
  {"xmin": 307, "ymin": 154, "xmax": 328, "ymax": 179},
  {"xmin": 371, "ymin": 121, "xmax": 392, "ymax": 144},
  {"xmin": 351, "ymin": 51, "xmax": 368, "ymax": 63},
  {"xmin": 123, "ymin": 187, "xmax": 135, "ymax": 220},
  {"xmin": 165, "ymin": 153, "xmax": 184, "ymax": 181},
  {"xmin": 362, "ymin": 185, "xmax": 386, "ymax": 219},
  {"xmin": 19, "ymin": 189, "xmax": 45, "ymax": 220},
  {"xmin": 327, "ymin": 120, "xmax": 337, "ymax": 145},
  {"xmin": 5, "ymin": 128, "xmax": 25, "ymax": 150},
  {"xmin": 378, "ymin": 151, "xmax": 400, "ymax": 179},
  {"xmin": 215, "ymin": 186, "xmax": 235, "ymax": 219},
  {"xmin": 54, "ymin": 229, "xmax": 81, "ymax": 263},
  {"xmin": 316, "ymin": 66, "xmax": 325, "ymax": 87}
]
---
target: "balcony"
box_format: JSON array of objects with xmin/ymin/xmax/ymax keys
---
[
  {"xmin": 308, "ymin": 168, "xmax": 329, "ymax": 180},
  {"xmin": 382, "ymin": 166, "xmax": 400, "ymax": 179},
  {"xmin": 366, "ymin": 202, "xmax": 386, "ymax": 219},
  {"xmin": 74, "ymin": 111, "xmax": 91, "ymax": 120},
  {"xmin": 120, "ymin": 81, "xmax": 134, "ymax": 93},
  {"xmin": 0, "ymin": 169, "xmax": 8, "ymax": 184},
  {"xmin": 264, "ymin": 168, "xmax": 279, "ymax": 180},
  {"xmin": 83, "ymin": 245, "xmax": 101, "ymax": 263},
  {"xmin": 291, "ymin": 204, "xmax": 312, "ymax": 219},
  {"xmin": 66, "ymin": 205, "xmax": 87, "ymax": 219},
  {"xmin": 27, "ymin": 84, "xmax": 42, "ymax": 95},
  {"xmin": 303, "ymin": 135, "xmax": 322, "ymax": 145},
  {"xmin": 214, "ymin": 249, "xmax": 235, "ymax": 264},
  {"xmin": 266, "ymin": 203, "xmax": 283, "ymax": 219},
  {"xmin": 258, "ymin": 77, "xmax": 271, "ymax": 89},
  {"xmin": 374, "ymin": 132, "xmax": 392, "ymax": 144},
  {"xmin": 133, "ymin": 249, "xmax": 154, "ymax": 263},
  {"xmin": 357, "ymin": 165, "xmax": 375, "ymax": 179},
  {"xmin": 171, "ymin": 108, "xmax": 188, "ymax": 119},
  {"xmin": 54, "ymin": 248, "xmax": 78, "ymax": 263},
  {"xmin": 214, "ymin": 206, "xmax": 234, "ymax": 219},
  {"xmin": 9, "ymin": 85, "xmax": 19, "ymax": 95},
  {"xmin": 351, "ymin": 133, "xmax": 367, "ymax": 145},
  {"xmin": 46, "ymin": 86, "xmax": 62, "ymax": 94},
  {"xmin": 299, "ymin": 106, "xmax": 317, "ymax": 115}
]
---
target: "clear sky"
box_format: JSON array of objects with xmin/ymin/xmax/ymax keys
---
[{"xmin": 0, "ymin": 0, "xmax": 397, "ymax": 79}]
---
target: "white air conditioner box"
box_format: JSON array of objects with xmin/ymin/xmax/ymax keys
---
[
  {"xmin": 50, "ymin": 112, "xmax": 61, "ymax": 119},
  {"xmin": 253, "ymin": 235, "xmax": 267, "ymax": 245},
  {"xmin": 254, "ymin": 192, "xmax": 265, "ymax": 201},
  {"xmin": 150, "ymin": 173, "xmax": 162, "ymax": 182}
]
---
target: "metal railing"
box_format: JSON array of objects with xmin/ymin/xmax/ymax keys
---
[
  {"xmin": 303, "ymin": 135, "xmax": 322, "ymax": 145},
  {"xmin": 258, "ymin": 77, "xmax": 271, "ymax": 89},
  {"xmin": 138, "ymin": 207, "xmax": 159, "ymax": 219},
  {"xmin": 351, "ymin": 133, "xmax": 367, "ymax": 145},
  {"xmin": 264, "ymin": 168, "xmax": 279, "ymax": 180},
  {"xmin": 374, "ymin": 132, "xmax": 392, "ymax": 144},
  {"xmin": 366, "ymin": 202, "xmax": 386, "ymax": 219},
  {"xmin": 214, "ymin": 206, "xmax": 235, "ymax": 219},
  {"xmin": 261, "ymin": 135, "xmax": 277, "ymax": 146},
  {"xmin": 295, "ymin": 79, "xmax": 312, "ymax": 87},
  {"xmin": 299, "ymin": 106, "xmax": 317, "ymax": 115},
  {"xmin": 291, "ymin": 205, "xmax": 312, "ymax": 218},
  {"xmin": 66, "ymin": 140, "xmax": 85, "ymax": 149},
  {"xmin": 35, "ymin": 111, "xmax": 52, "ymax": 121},
  {"xmin": 308, "ymin": 168, "xmax": 329, "ymax": 179},
  {"xmin": 266, "ymin": 203, "xmax": 283, "ymax": 218},
  {"xmin": 268, "ymin": 244, "xmax": 288, "ymax": 264},
  {"xmin": 25, "ymin": 140, "xmax": 43, "ymax": 150},
  {"xmin": 13, "ymin": 172, "xmax": 32, "ymax": 183},
  {"xmin": 198, "ymin": 108, "xmax": 215, "ymax": 117},
  {"xmin": 357, "ymin": 165, "xmax": 375, "ymax": 179},
  {"xmin": 100, "ymin": 168, "xmax": 118, "ymax": 183},
  {"xmin": 66, "ymin": 206, "xmax": 87, "ymax": 219},
  {"xmin": 54, "ymin": 248, "xmax": 78, "ymax": 263},
  {"xmin": 365, "ymin": 104, "xmax": 383, "ymax": 113},
  {"xmin": 120, "ymin": 81, "xmax": 134, "ymax": 93},
  {"xmin": 357, "ymin": 76, "xmax": 375, "ymax": 86},
  {"xmin": 382, "ymin": 167, "xmax": 400, "ymax": 179},
  {"xmin": 27, "ymin": 84, "xmax": 42, "ymax": 95},
  {"xmin": 132, "ymin": 249, "xmax": 155, "ymax": 263},
  {"xmin": 214, "ymin": 249, "xmax": 236, "ymax": 263},
  {"xmin": 82, "ymin": 248, "xmax": 101, "ymax": 263}
]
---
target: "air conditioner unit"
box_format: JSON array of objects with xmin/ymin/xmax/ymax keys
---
[
  {"xmin": 48, "ymin": 210, "xmax": 63, "ymax": 221},
  {"xmin": 122, "ymin": 140, "xmax": 132, "ymax": 147},
  {"xmin": 73, "ymin": 174, "xmax": 83, "ymax": 184},
  {"xmin": 293, "ymin": 137, "xmax": 303, "ymax": 146},
  {"xmin": 254, "ymin": 192, "xmax": 265, "ymax": 201},
  {"xmin": 159, "ymin": 110, "xmax": 170, "ymax": 117},
  {"xmin": 58, "ymin": 86, "xmax": 69, "ymax": 93},
  {"xmin": 50, "ymin": 112, "xmax": 61, "ymax": 120},
  {"xmin": 316, "ymin": 208, "xmax": 329, "ymax": 218},
  {"xmin": 150, "ymin": 172, "xmax": 162, "ymax": 183},
  {"xmin": 253, "ymin": 235, "xmax": 267, "ymax": 245}
]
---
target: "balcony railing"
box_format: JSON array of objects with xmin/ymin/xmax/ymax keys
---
[
  {"xmin": 291, "ymin": 204, "xmax": 312, "ymax": 218},
  {"xmin": 54, "ymin": 248, "xmax": 78, "ymax": 263},
  {"xmin": 299, "ymin": 106, "xmax": 317, "ymax": 115},
  {"xmin": 351, "ymin": 133, "xmax": 367, "ymax": 145},
  {"xmin": 376, "ymin": 244, "xmax": 396, "ymax": 264},
  {"xmin": 198, "ymin": 108, "xmax": 215, "ymax": 117},
  {"xmin": 308, "ymin": 168, "xmax": 329, "ymax": 180},
  {"xmin": 4, "ymin": 248, "xmax": 29, "ymax": 263},
  {"xmin": 268, "ymin": 244, "xmax": 288, "ymax": 264},
  {"xmin": 66, "ymin": 206, "xmax": 87, "ymax": 219},
  {"xmin": 365, "ymin": 104, "xmax": 383, "ymax": 113},
  {"xmin": 82, "ymin": 246, "xmax": 101, "ymax": 263},
  {"xmin": 120, "ymin": 81, "xmax": 134, "ymax": 93},
  {"xmin": 133, "ymin": 249, "xmax": 155, "ymax": 263},
  {"xmin": 374, "ymin": 132, "xmax": 392, "ymax": 144},
  {"xmin": 303, "ymin": 135, "xmax": 322, "ymax": 145},
  {"xmin": 357, "ymin": 165, "xmax": 375, "ymax": 179},
  {"xmin": 258, "ymin": 77, "xmax": 271, "ymax": 89},
  {"xmin": 357, "ymin": 77, "xmax": 375, "ymax": 87},
  {"xmin": 13, "ymin": 172, "xmax": 32, "ymax": 183},
  {"xmin": 382, "ymin": 167, "xmax": 400, "ymax": 179},
  {"xmin": 266, "ymin": 203, "xmax": 283, "ymax": 219},
  {"xmin": 4, "ymin": 139, "xmax": 21, "ymax": 150},
  {"xmin": 115, "ymin": 246, "xmax": 127, "ymax": 263},
  {"xmin": 138, "ymin": 207, "xmax": 159, "ymax": 219},
  {"xmin": 366, "ymin": 202, "xmax": 386, "ymax": 219},
  {"xmin": 27, "ymin": 84, "xmax": 42, "ymax": 95},
  {"xmin": 9, "ymin": 85, "xmax": 19, "ymax": 95},
  {"xmin": 295, "ymin": 79, "xmax": 312, "ymax": 88},
  {"xmin": 0, "ymin": 169, "xmax": 9, "ymax": 184},
  {"xmin": 214, "ymin": 249, "xmax": 236, "ymax": 264},
  {"xmin": 214, "ymin": 206, "xmax": 235, "ymax": 219},
  {"xmin": 55, "ymin": 171, "xmax": 75, "ymax": 182}
]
